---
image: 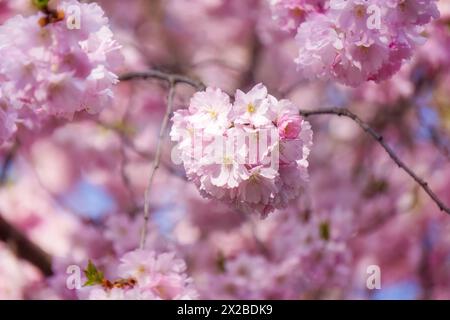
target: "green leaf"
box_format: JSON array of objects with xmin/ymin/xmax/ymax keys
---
[
  {"xmin": 33, "ymin": 0, "xmax": 49, "ymax": 10},
  {"xmin": 83, "ymin": 260, "xmax": 105, "ymax": 287}
]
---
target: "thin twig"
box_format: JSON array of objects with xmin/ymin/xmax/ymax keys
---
[
  {"xmin": 119, "ymin": 70, "xmax": 206, "ymax": 91},
  {"xmin": 299, "ymin": 107, "xmax": 450, "ymax": 215},
  {"xmin": 96, "ymin": 119, "xmax": 188, "ymax": 182},
  {"xmin": 139, "ymin": 82, "xmax": 176, "ymax": 249},
  {"xmin": 120, "ymin": 69, "xmax": 199, "ymax": 248}
]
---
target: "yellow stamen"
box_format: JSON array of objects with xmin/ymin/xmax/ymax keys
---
[
  {"xmin": 223, "ymin": 156, "xmax": 233, "ymax": 165},
  {"xmin": 207, "ymin": 108, "xmax": 218, "ymax": 119}
]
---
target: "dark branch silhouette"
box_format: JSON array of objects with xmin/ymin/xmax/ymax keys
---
[{"xmin": 0, "ymin": 214, "xmax": 53, "ymax": 276}]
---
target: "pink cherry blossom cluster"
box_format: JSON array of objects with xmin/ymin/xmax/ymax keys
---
[
  {"xmin": 0, "ymin": 0, "xmax": 123, "ymax": 143},
  {"xmin": 171, "ymin": 83, "xmax": 313, "ymax": 217},
  {"xmin": 82, "ymin": 249, "xmax": 197, "ymax": 300},
  {"xmin": 270, "ymin": 0, "xmax": 439, "ymax": 86}
]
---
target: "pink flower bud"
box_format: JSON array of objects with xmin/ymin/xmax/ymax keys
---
[{"xmin": 277, "ymin": 113, "xmax": 302, "ymax": 139}]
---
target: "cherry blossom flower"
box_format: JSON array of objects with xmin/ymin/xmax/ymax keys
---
[
  {"xmin": 171, "ymin": 83, "xmax": 313, "ymax": 217},
  {"xmin": 188, "ymin": 87, "xmax": 233, "ymax": 135},
  {"xmin": 0, "ymin": 0, "xmax": 123, "ymax": 142}
]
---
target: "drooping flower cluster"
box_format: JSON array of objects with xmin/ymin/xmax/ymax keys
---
[
  {"xmin": 0, "ymin": 0, "xmax": 123, "ymax": 143},
  {"xmin": 82, "ymin": 250, "xmax": 197, "ymax": 300},
  {"xmin": 171, "ymin": 83, "xmax": 313, "ymax": 217},
  {"xmin": 270, "ymin": 0, "xmax": 439, "ymax": 86}
]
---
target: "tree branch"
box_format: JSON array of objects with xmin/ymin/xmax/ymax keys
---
[
  {"xmin": 0, "ymin": 214, "xmax": 53, "ymax": 276},
  {"xmin": 139, "ymin": 81, "xmax": 177, "ymax": 249},
  {"xmin": 119, "ymin": 69, "xmax": 204, "ymax": 248},
  {"xmin": 119, "ymin": 69, "xmax": 206, "ymax": 91},
  {"xmin": 0, "ymin": 143, "xmax": 53, "ymax": 276},
  {"xmin": 299, "ymin": 107, "xmax": 450, "ymax": 215}
]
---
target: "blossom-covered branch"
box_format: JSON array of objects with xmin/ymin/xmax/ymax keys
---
[
  {"xmin": 120, "ymin": 66, "xmax": 450, "ymax": 217},
  {"xmin": 299, "ymin": 107, "xmax": 450, "ymax": 215}
]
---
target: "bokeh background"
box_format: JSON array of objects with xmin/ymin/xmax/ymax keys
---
[{"xmin": 1, "ymin": 0, "xmax": 450, "ymax": 299}]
